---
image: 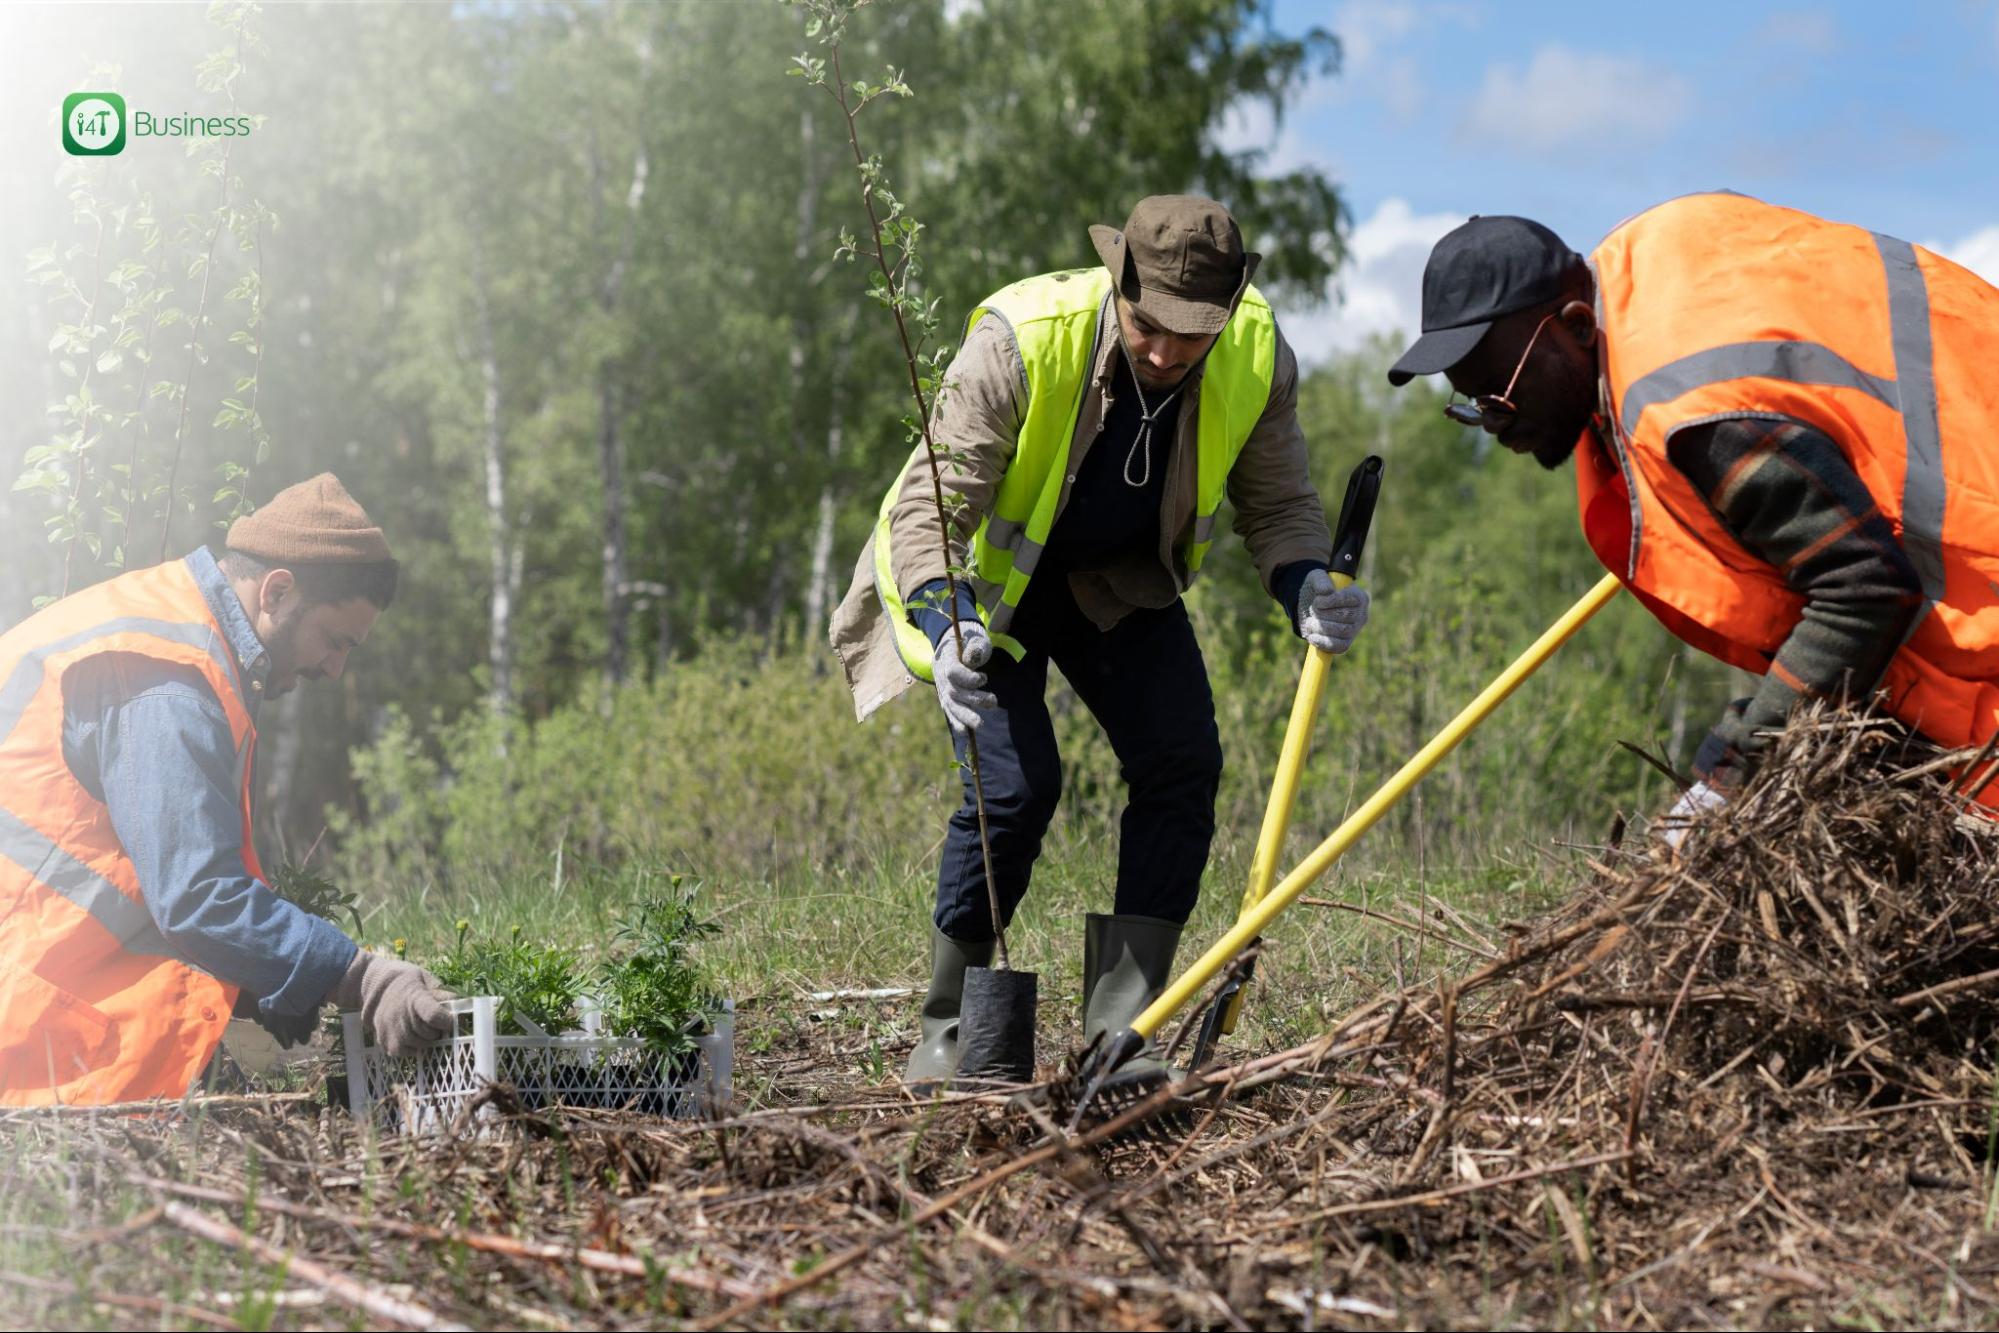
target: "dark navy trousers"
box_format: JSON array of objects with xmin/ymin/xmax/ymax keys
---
[{"xmin": 933, "ymin": 578, "xmax": 1224, "ymax": 942}]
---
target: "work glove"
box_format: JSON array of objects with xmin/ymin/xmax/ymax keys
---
[
  {"xmin": 932, "ymin": 619, "xmax": 997, "ymax": 736},
  {"xmin": 330, "ymin": 950, "xmax": 457, "ymax": 1059},
  {"xmin": 1657, "ymin": 780, "xmax": 1728, "ymax": 852},
  {"xmin": 234, "ymin": 989, "xmax": 319, "ymax": 1049},
  {"xmin": 1296, "ymin": 570, "xmax": 1371, "ymax": 655}
]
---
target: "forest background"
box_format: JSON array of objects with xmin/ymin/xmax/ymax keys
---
[{"xmin": 0, "ymin": 0, "xmax": 1739, "ymax": 972}]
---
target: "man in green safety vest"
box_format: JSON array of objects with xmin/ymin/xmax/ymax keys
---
[{"xmin": 831, "ymin": 196, "xmax": 1372, "ymax": 1084}]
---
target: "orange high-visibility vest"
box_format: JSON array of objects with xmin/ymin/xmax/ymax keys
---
[
  {"xmin": 0, "ymin": 559, "xmax": 263, "ymax": 1105},
  {"xmin": 1577, "ymin": 192, "xmax": 1999, "ymax": 796}
]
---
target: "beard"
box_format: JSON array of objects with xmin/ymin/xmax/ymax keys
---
[
  {"xmin": 1509, "ymin": 352, "xmax": 1596, "ymax": 471},
  {"xmin": 264, "ymin": 609, "xmax": 308, "ymax": 698},
  {"xmin": 1532, "ymin": 432, "xmax": 1582, "ymax": 470},
  {"xmin": 1126, "ymin": 350, "xmax": 1190, "ymax": 390}
]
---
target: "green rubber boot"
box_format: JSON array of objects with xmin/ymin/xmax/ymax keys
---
[
  {"xmin": 904, "ymin": 924, "xmax": 996, "ymax": 1092},
  {"xmin": 1081, "ymin": 912, "xmax": 1184, "ymax": 1075}
]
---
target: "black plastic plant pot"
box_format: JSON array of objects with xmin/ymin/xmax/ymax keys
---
[
  {"xmin": 605, "ymin": 1049, "xmax": 698, "ymax": 1116},
  {"xmin": 543, "ymin": 1059, "xmax": 605, "ymax": 1110},
  {"xmin": 955, "ymin": 965, "xmax": 1038, "ymax": 1085}
]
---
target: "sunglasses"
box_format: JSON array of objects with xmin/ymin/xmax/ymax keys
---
[{"xmin": 1443, "ymin": 312, "xmax": 1555, "ymax": 432}]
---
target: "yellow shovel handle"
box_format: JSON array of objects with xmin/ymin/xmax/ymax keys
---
[
  {"xmin": 1136, "ymin": 572, "xmax": 1624, "ymax": 1043},
  {"xmin": 1216, "ymin": 573, "xmax": 1349, "ymax": 1036},
  {"xmin": 1244, "ymin": 627, "xmax": 1340, "ymax": 914}
]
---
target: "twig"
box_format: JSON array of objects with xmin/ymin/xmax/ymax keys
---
[
  {"xmin": 0, "ymin": 1268, "xmax": 238, "ymax": 1330},
  {"xmin": 1624, "ymin": 910, "xmax": 1725, "ymax": 1179},
  {"xmin": 1248, "ymin": 1150, "xmax": 1633, "ymax": 1231},
  {"xmin": 1300, "ymin": 897, "xmax": 1497, "ymax": 958},
  {"xmin": 135, "ymin": 1176, "xmax": 756, "ymax": 1300},
  {"xmin": 0, "ymin": 1090, "xmax": 317, "ymax": 1121},
  {"xmin": 1891, "ymin": 965, "xmax": 1999, "ymax": 1009},
  {"xmin": 158, "ymin": 1200, "xmax": 472, "ymax": 1332}
]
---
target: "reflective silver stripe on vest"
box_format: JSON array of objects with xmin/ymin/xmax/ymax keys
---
[
  {"xmin": 1614, "ymin": 236, "xmax": 1946, "ymax": 615},
  {"xmin": 1192, "ymin": 512, "xmax": 1219, "ymax": 545},
  {"xmin": 0, "ymin": 616, "xmax": 237, "ymax": 747},
  {"xmin": 1011, "ymin": 537, "xmax": 1044, "ymax": 580},
  {"xmin": 0, "ymin": 803, "xmax": 174, "ymax": 958},
  {"xmin": 984, "ymin": 516, "xmax": 1024, "ymax": 553},
  {"xmin": 1874, "ymin": 233, "xmax": 1948, "ymax": 610},
  {"xmin": 1619, "ymin": 341, "xmax": 1897, "ymax": 439}
]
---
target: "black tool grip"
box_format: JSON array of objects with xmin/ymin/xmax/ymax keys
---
[{"xmin": 1329, "ymin": 455, "xmax": 1384, "ymax": 581}]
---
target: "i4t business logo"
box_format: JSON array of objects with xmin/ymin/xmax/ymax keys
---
[
  {"xmin": 63, "ymin": 91, "xmax": 254, "ymax": 156},
  {"xmin": 62, "ymin": 93, "xmax": 125, "ymax": 155}
]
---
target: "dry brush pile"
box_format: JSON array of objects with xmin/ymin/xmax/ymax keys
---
[{"xmin": 9, "ymin": 707, "xmax": 1999, "ymax": 1330}]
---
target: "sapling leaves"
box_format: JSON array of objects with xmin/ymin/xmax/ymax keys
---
[
  {"xmin": 599, "ymin": 889, "xmax": 723, "ymax": 1059},
  {"xmin": 432, "ymin": 927, "xmax": 586, "ymax": 1038},
  {"xmin": 267, "ymin": 859, "xmax": 363, "ymax": 936}
]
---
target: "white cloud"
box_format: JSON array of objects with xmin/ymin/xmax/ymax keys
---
[
  {"xmin": 1925, "ymin": 225, "xmax": 1999, "ymax": 286},
  {"xmin": 1213, "ymin": 0, "xmax": 1479, "ymax": 172},
  {"xmin": 1281, "ymin": 197, "xmax": 1467, "ymax": 367},
  {"xmin": 1332, "ymin": 0, "xmax": 1423, "ymax": 71},
  {"xmin": 1462, "ymin": 45, "xmax": 1691, "ymax": 155},
  {"xmin": 1323, "ymin": 1, "xmax": 1485, "ymax": 125},
  {"xmin": 1752, "ymin": 10, "xmax": 1838, "ymax": 57}
]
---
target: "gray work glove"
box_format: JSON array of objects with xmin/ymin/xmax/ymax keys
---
[
  {"xmin": 330, "ymin": 951, "xmax": 457, "ymax": 1058},
  {"xmin": 1296, "ymin": 570, "xmax": 1371, "ymax": 655},
  {"xmin": 932, "ymin": 619, "xmax": 996, "ymax": 735},
  {"xmin": 1657, "ymin": 780, "xmax": 1728, "ymax": 852}
]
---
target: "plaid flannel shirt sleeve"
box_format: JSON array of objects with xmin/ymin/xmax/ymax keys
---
[{"xmin": 1666, "ymin": 419, "xmax": 1924, "ymax": 789}]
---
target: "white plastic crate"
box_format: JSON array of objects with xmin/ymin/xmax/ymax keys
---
[{"xmin": 341, "ymin": 995, "xmax": 733, "ymax": 1135}]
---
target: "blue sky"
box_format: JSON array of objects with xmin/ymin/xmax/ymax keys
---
[{"xmin": 1226, "ymin": 1, "xmax": 1999, "ymax": 362}]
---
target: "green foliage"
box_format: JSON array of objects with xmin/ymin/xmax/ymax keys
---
[
  {"xmin": 265, "ymin": 859, "xmax": 361, "ymax": 935},
  {"xmin": 331, "ymin": 635, "xmax": 950, "ymax": 895},
  {"xmin": 14, "ymin": 5, "xmax": 271, "ymax": 601},
  {"xmin": 335, "ymin": 388, "xmax": 1717, "ymax": 904},
  {"xmin": 598, "ymin": 882, "xmax": 723, "ymax": 1058},
  {"xmin": 430, "ymin": 922, "xmax": 586, "ymax": 1038}
]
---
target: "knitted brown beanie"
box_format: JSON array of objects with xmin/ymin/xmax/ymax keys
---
[{"xmin": 225, "ymin": 473, "xmax": 394, "ymax": 565}]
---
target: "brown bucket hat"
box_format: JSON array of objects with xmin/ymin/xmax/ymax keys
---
[{"xmin": 1089, "ymin": 195, "xmax": 1261, "ymax": 337}]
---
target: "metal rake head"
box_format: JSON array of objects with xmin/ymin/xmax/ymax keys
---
[{"xmin": 1043, "ymin": 1030, "xmax": 1196, "ymax": 1144}]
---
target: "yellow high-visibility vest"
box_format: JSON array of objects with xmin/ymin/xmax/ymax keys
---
[{"xmin": 874, "ymin": 267, "xmax": 1277, "ymax": 679}]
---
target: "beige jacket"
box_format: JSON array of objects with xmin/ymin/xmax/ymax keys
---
[{"xmin": 830, "ymin": 288, "xmax": 1332, "ymax": 720}]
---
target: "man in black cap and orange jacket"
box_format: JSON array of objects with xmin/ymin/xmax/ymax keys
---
[
  {"xmin": 832, "ymin": 195, "xmax": 1374, "ymax": 1084},
  {"xmin": 0, "ymin": 473, "xmax": 454, "ymax": 1106},
  {"xmin": 1385, "ymin": 193, "xmax": 1999, "ymax": 836}
]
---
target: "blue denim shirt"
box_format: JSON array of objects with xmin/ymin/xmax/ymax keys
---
[{"xmin": 58, "ymin": 548, "xmax": 358, "ymax": 1023}]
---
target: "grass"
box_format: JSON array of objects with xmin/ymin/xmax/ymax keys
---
[{"xmin": 357, "ymin": 832, "xmax": 1571, "ymax": 1068}]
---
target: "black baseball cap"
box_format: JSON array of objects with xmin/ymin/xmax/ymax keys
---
[{"xmin": 1387, "ymin": 215, "xmax": 1583, "ymax": 386}]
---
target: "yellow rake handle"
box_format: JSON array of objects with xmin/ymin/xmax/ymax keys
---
[{"xmin": 1135, "ymin": 572, "xmax": 1624, "ymax": 1044}]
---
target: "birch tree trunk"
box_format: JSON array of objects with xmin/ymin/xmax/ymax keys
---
[
  {"xmin": 472, "ymin": 239, "xmax": 515, "ymax": 715},
  {"xmin": 593, "ymin": 125, "xmax": 648, "ymax": 694},
  {"xmin": 787, "ymin": 105, "xmax": 833, "ymax": 650},
  {"xmin": 598, "ymin": 371, "xmax": 630, "ymax": 690},
  {"xmin": 802, "ymin": 333, "xmax": 852, "ymax": 650}
]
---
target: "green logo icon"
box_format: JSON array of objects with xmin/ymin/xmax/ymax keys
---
[{"xmin": 63, "ymin": 92, "xmax": 126, "ymax": 156}]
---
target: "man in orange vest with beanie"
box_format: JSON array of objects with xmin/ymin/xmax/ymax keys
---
[
  {"xmin": 0, "ymin": 473, "xmax": 453, "ymax": 1106},
  {"xmin": 1386, "ymin": 193, "xmax": 1999, "ymax": 828}
]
